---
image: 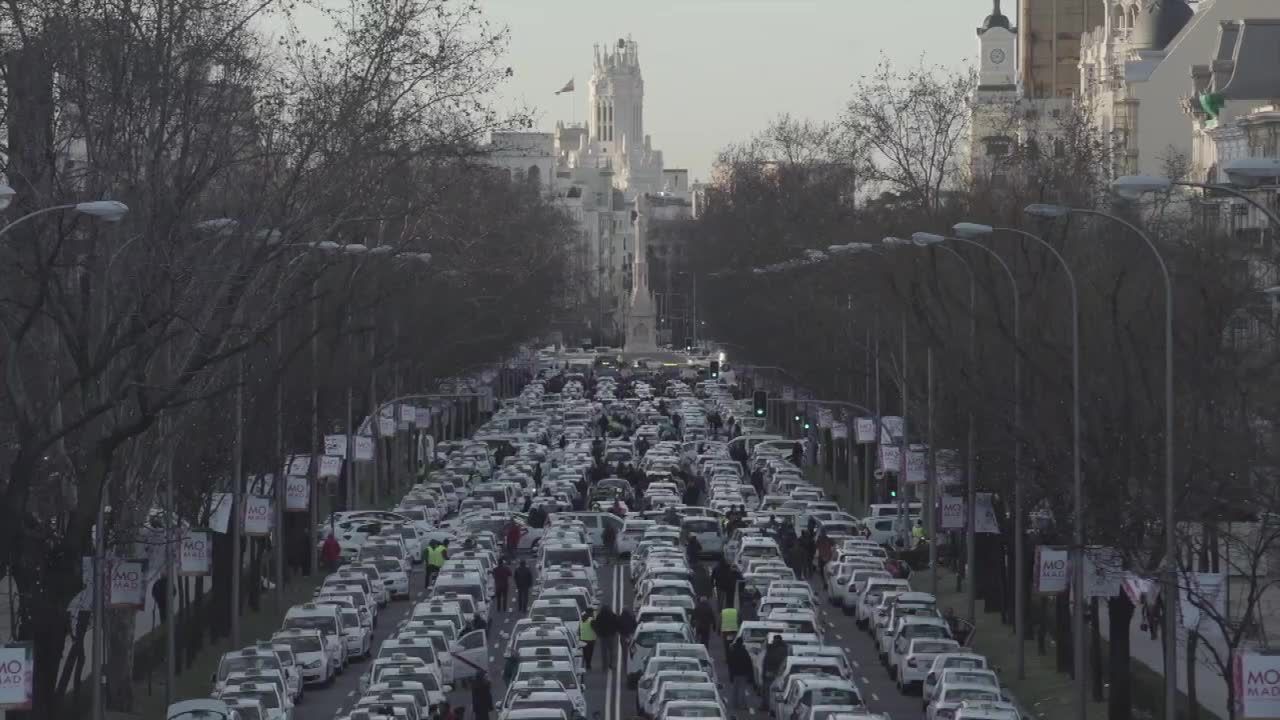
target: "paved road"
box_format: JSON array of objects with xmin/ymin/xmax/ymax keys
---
[{"xmin": 293, "ymin": 556, "xmax": 925, "ymax": 720}]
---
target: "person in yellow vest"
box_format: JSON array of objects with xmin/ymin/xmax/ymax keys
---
[
  {"xmin": 912, "ymin": 520, "xmax": 925, "ymax": 547},
  {"xmin": 580, "ymin": 608, "xmax": 597, "ymax": 670},
  {"xmin": 424, "ymin": 540, "xmax": 447, "ymax": 589},
  {"xmin": 719, "ymin": 604, "xmax": 739, "ymax": 652}
]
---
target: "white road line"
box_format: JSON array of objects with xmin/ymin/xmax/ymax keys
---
[
  {"xmin": 852, "ymin": 660, "xmax": 860, "ymax": 668},
  {"xmin": 872, "ymin": 693, "xmax": 880, "ymax": 702},
  {"xmin": 862, "ymin": 676, "xmax": 871, "ymax": 685}
]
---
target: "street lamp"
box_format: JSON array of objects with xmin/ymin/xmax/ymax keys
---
[
  {"xmin": 1112, "ymin": 173, "xmax": 1280, "ymax": 232},
  {"xmin": 1225, "ymin": 157, "xmax": 1280, "ymax": 186},
  {"xmin": 955, "ymin": 220, "xmax": 1079, "ymax": 691},
  {"xmin": 1, "ymin": 198, "xmax": 130, "ymax": 237}
]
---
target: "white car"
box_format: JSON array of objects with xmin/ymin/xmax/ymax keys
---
[
  {"xmin": 272, "ymin": 630, "xmax": 335, "ymax": 687},
  {"xmin": 922, "ymin": 654, "xmax": 991, "ymax": 706},
  {"xmin": 282, "ymin": 604, "xmax": 348, "ymax": 670},
  {"xmin": 221, "ymin": 682, "xmax": 291, "ymax": 720},
  {"xmin": 626, "ymin": 622, "xmax": 695, "ymax": 685},
  {"xmin": 362, "ymin": 557, "xmax": 411, "ymax": 599},
  {"xmin": 925, "ymin": 668, "xmax": 1001, "ymax": 709},
  {"xmin": 894, "ymin": 638, "xmax": 961, "ymax": 694},
  {"xmin": 335, "ymin": 606, "xmax": 374, "ymax": 659},
  {"xmin": 927, "ymin": 684, "xmax": 1003, "ymax": 720}
]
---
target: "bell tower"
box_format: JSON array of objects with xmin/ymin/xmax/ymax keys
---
[
  {"xmin": 978, "ymin": 0, "xmax": 1017, "ymax": 91},
  {"xmin": 588, "ymin": 37, "xmax": 644, "ymax": 159},
  {"xmin": 970, "ymin": 0, "xmax": 1020, "ymax": 177}
]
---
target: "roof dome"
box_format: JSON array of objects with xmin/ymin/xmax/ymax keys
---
[
  {"xmin": 1132, "ymin": 0, "xmax": 1193, "ymax": 50},
  {"xmin": 982, "ymin": 0, "xmax": 1012, "ymax": 30}
]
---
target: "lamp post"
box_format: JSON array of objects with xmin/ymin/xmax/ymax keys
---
[
  {"xmin": 1, "ymin": 198, "xmax": 130, "ymax": 238},
  {"xmin": 1030, "ymin": 199, "xmax": 1177, "ymax": 720},
  {"xmin": 992, "ymin": 211, "xmax": 1085, "ymax": 720},
  {"xmin": 1113, "ymin": 171, "xmax": 1280, "ymax": 229},
  {"xmin": 946, "ymin": 225, "xmax": 1025, "ymax": 677}
]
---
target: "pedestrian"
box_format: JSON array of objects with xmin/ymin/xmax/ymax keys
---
[
  {"xmin": 788, "ymin": 441, "xmax": 803, "ymax": 466},
  {"xmin": 789, "ymin": 541, "xmax": 809, "ymax": 580},
  {"xmin": 439, "ymin": 702, "xmax": 457, "ymax": 720},
  {"xmin": 522, "ymin": 495, "xmax": 533, "ymax": 513},
  {"xmin": 580, "ymin": 609, "xmax": 597, "ymax": 670},
  {"xmin": 761, "ymin": 634, "xmax": 789, "ymax": 707},
  {"xmin": 686, "ymin": 535, "xmax": 703, "ymax": 565},
  {"xmin": 719, "ymin": 602, "xmax": 739, "ymax": 650},
  {"xmin": 713, "ymin": 562, "xmax": 734, "ymax": 609},
  {"xmin": 595, "ymin": 607, "xmax": 619, "ymax": 670},
  {"xmin": 618, "ymin": 608, "xmax": 637, "ymax": 646},
  {"xmin": 727, "ymin": 637, "xmax": 753, "ymax": 708},
  {"xmin": 514, "ymin": 559, "xmax": 534, "ymax": 612},
  {"xmin": 492, "ymin": 559, "xmax": 512, "ymax": 612},
  {"xmin": 424, "ymin": 539, "xmax": 447, "ymax": 589},
  {"xmin": 504, "ymin": 519, "xmax": 522, "ymax": 559},
  {"xmin": 1151, "ymin": 594, "xmax": 1164, "ymax": 640},
  {"xmin": 816, "ymin": 532, "xmax": 834, "ymax": 590},
  {"xmin": 471, "ymin": 674, "xmax": 493, "ymax": 720},
  {"xmin": 603, "ymin": 523, "xmax": 618, "ymax": 564},
  {"xmin": 692, "ymin": 596, "xmax": 715, "ymax": 646},
  {"xmin": 691, "ymin": 563, "xmax": 713, "ymax": 598},
  {"xmin": 322, "ymin": 533, "xmax": 341, "ymax": 573}
]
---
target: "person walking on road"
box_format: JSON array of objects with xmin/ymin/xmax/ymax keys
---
[
  {"xmin": 514, "ymin": 559, "xmax": 534, "ymax": 612},
  {"xmin": 322, "ymin": 533, "xmax": 341, "ymax": 573},
  {"xmin": 686, "ymin": 535, "xmax": 702, "ymax": 565},
  {"xmin": 471, "ymin": 674, "xmax": 493, "ymax": 720},
  {"xmin": 492, "ymin": 559, "xmax": 512, "ymax": 612},
  {"xmin": 595, "ymin": 607, "xmax": 619, "ymax": 670},
  {"xmin": 692, "ymin": 596, "xmax": 715, "ymax": 647},
  {"xmin": 762, "ymin": 634, "xmax": 789, "ymax": 708},
  {"xmin": 504, "ymin": 519, "xmax": 522, "ymax": 560},
  {"xmin": 727, "ymin": 637, "xmax": 753, "ymax": 709},
  {"xmin": 580, "ymin": 609, "xmax": 598, "ymax": 670},
  {"xmin": 424, "ymin": 540, "xmax": 447, "ymax": 589}
]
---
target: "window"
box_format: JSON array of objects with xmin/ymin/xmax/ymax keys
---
[{"xmin": 1053, "ymin": 139, "xmax": 1067, "ymax": 158}]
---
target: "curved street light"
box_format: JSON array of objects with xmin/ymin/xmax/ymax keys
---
[
  {"xmin": 1111, "ymin": 173, "xmax": 1280, "ymax": 230},
  {"xmin": 0, "ymin": 184, "xmax": 15, "ymax": 211},
  {"xmin": 1, "ymin": 197, "xmax": 130, "ymax": 238}
]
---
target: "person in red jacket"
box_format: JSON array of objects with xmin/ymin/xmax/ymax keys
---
[
  {"xmin": 321, "ymin": 533, "xmax": 341, "ymax": 572},
  {"xmin": 504, "ymin": 520, "xmax": 522, "ymax": 559}
]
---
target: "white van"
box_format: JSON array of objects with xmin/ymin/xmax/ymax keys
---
[{"xmin": 282, "ymin": 603, "xmax": 348, "ymax": 670}]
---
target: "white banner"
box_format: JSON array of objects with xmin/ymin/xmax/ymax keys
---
[
  {"xmin": 324, "ymin": 434, "xmax": 348, "ymax": 458},
  {"xmin": 243, "ymin": 496, "xmax": 272, "ymax": 536},
  {"xmin": 817, "ymin": 409, "xmax": 833, "ymax": 429},
  {"xmin": 1034, "ymin": 546, "xmax": 1069, "ymax": 593},
  {"xmin": 378, "ymin": 417, "xmax": 396, "ymax": 437},
  {"xmin": 782, "ymin": 385, "xmax": 794, "ymax": 401},
  {"xmin": 354, "ymin": 435, "xmax": 375, "ymax": 462},
  {"xmin": 0, "ymin": 644, "xmax": 34, "ymax": 710},
  {"xmin": 974, "ymin": 492, "xmax": 1000, "ymax": 534},
  {"xmin": 940, "ymin": 497, "xmax": 965, "ymax": 530},
  {"xmin": 285, "ymin": 475, "xmax": 310, "ymax": 512},
  {"xmin": 208, "ymin": 492, "xmax": 233, "ymax": 534},
  {"xmin": 108, "ymin": 560, "xmax": 146, "ymax": 609},
  {"xmin": 286, "ymin": 454, "xmax": 311, "ymax": 477},
  {"xmin": 318, "ymin": 455, "xmax": 343, "ymax": 479},
  {"xmin": 880, "ymin": 416, "xmax": 904, "ymax": 444},
  {"xmin": 1083, "ymin": 546, "xmax": 1124, "ymax": 598},
  {"xmin": 1181, "ymin": 571, "xmax": 1227, "ymax": 632},
  {"xmin": 416, "ymin": 406, "xmax": 431, "ymax": 428},
  {"xmin": 180, "ymin": 530, "xmax": 212, "ymax": 576},
  {"xmin": 854, "ymin": 418, "xmax": 877, "ymax": 444},
  {"xmin": 878, "ymin": 443, "xmax": 901, "ymax": 472},
  {"xmin": 1236, "ymin": 651, "xmax": 1280, "ymax": 717},
  {"xmin": 832, "ymin": 423, "xmax": 848, "ymax": 440},
  {"xmin": 936, "ymin": 449, "xmax": 962, "ymax": 486},
  {"xmin": 248, "ymin": 473, "xmax": 274, "ymax": 498},
  {"xmin": 906, "ymin": 447, "xmax": 928, "ymax": 484}
]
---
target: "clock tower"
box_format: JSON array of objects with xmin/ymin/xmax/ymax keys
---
[
  {"xmin": 970, "ymin": 0, "xmax": 1019, "ymax": 178},
  {"xmin": 977, "ymin": 0, "xmax": 1017, "ymax": 91}
]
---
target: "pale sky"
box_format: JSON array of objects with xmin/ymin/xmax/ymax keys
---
[{"xmin": 481, "ymin": 0, "xmax": 984, "ymax": 181}]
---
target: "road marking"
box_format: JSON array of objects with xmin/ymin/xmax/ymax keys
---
[
  {"xmin": 872, "ymin": 693, "xmax": 880, "ymax": 702},
  {"xmin": 836, "ymin": 633, "xmax": 843, "ymax": 640},
  {"xmin": 862, "ymin": 676, "xmax": 871, "ymax": 685},
  {"xmin": 852, "ymin": 660, "xmax": 860, "ymax": 668}
]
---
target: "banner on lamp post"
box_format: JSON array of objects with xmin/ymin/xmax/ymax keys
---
[
  {"xmin": 323, "ymin": 434, "xmax": 348, "ymax": 458},
  {"xmin": 285, "ymin": 475, "xmax": 310, "ymax": 511},
  {"xmin": 208, "ymin": 492, "xmax": 233, "ymax": 534},
  {"xmin": 832, "ymin": 423, "xmax": 848, "ymax": 440},
  {"xmin": 108, "ymin": 559, "xmax": 147, "ymax": 609},
  {"xmin": 880, "ymin": 416, "xmax": 904, "ymax": 444},
  {"xmin": 285, "ymin": 454, "xmax": 311, "ymax": 477},
  {"xmin": 878, "ymin": 443, "xmax": 901, "ymax": 472},
  {"xmin": 940, "ymin": 497, "xmax": 965, "ymax": 530},
  {"xmin": 378, "ymin": 417, "xmax": 396, "ymax": 437},
  {"xmin": 817, "ymin": 409, "xmax": 833, "ymax": 429},
  {"xmin": 974, "ymin": 492, "xmax": 1000, "ymax": 534},
  {"xmin": 180, "ymin": 530, "xmax": 212, "ymax": 576},
  {"xmin": 318, "ymin": 455, "xmax": 342, "ymax": 479},
  {"xmin": 1235, "ymin": 650, "xmax": 1280, "ymax": 717},
  {"xmin": 243, "ymin": 496, "xmax": 272, "ymax": 536},
  {"xmin": 1034, "ymin": 546, "xmax": 1069, "ymax": 593},
  {"xmin": 353, "ymin": 436, "xmax": 375, "ymax": 462},
  {"xmin": 0, "ymin": 643, "xmax": 34, "ymax": 710},
  {"xmin": 905, "ymin": 447, "xmax": 928, "ymax": 484},
  {"xmin": 854, "ymin": 418, "xmax": 877, "ymax": 444},
  {"xmin": 782, "ymin": 386, "xmax": 794, "ymax": 401},
  {"xmin": 1083, "ymin": 546, "xmax": 1124, "ymax": 598},
  {"xmin": 936, "ymin": 449, "xmax": 962, "ymax": 486}
]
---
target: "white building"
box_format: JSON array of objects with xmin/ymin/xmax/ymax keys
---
[
  {"xmin": 1077, "ymin": 0, "xmax": 1279, "ymax": 178},
  {"xmin": 485, "ymin": 37, "xmax": 673, "ymax": 344}
]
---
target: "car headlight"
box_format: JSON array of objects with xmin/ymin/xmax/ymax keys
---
[{"xmin": 305, "ymin": 660, "xmax": 322, "ymax": 669}]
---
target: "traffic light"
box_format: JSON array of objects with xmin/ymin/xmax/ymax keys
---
[
  {"xmin": 803, "ymin": 417, "xmax": 812, "ymax": 431},
  {"xmin": 709, "ymin": 360, "xmax": 720, "ymax": 379},
  {"xmin": 886, "ymin": 474, "xmax": 899, "ymax": 499},
  {"xmin": 752, "ymin": 390, "xmax": 767, "ymax": 417},
  {"xmin": 684, "ymin": 337, "xmax": 694, "ymax": 352}
]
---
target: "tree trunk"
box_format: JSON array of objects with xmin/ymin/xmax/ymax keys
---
[
  {"xmin": 1090, "ymin": 597, "xmax": 1104, "ymax": 702},
  {"xmin": 1057, "ymin": 591, "xmax": 1071, "ymax": 673},
  {"xmin": 103, "ymin": 607, "xmax": 137, "ymax": 712},
  {"xmin": 1108, "ymin": 594, "xmax": 1134, "ymax": 720},
  {"xmin": 1187, "ymin": 631, "xmax": 1199, "ymax": 720},
  {"xmin": 1038, "ymin": 595, "xmax": 1049, "ymax": 655}
]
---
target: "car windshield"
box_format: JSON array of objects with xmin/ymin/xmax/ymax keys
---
[
  {"xmin": 340, "ymin": 610, "xmax": 360, "ymax": 629},
  {"xmin": 904, "ymin": 625, "xmax": 949, "ymax": 639},
  {"xmin": 509, "ymin": 697, "xmax": 575, "ymax": 717},
  {"xmin": 945, "ymin": 689, "xmax": 1000, "ymax": 702},
  {"xmin": 545, "ymin": 548, "xmax": 591, "ymax": 566},
  {"xmin": 223, "ymin": 690, "xmax": 278, "ymax": 710},
  {"xmin": 227, "ymin": 707, "xmax": 262, "ymax": 720},
  {"xmin": 636, "ymin": 631, "xmax": 686, "ymax": 648},
  {"xmin": 283, "ymin": 616, "xmax": 338, "ymax": 636},
  {"xmin": 218, "ymin": 656, "xmax": 275, "ymax": 681},
  {"xmin": 804, "ymin": 688, "xmax": 860, "ymax": 706},
  {"xmin": 381, "ymin": 645, "xmax": 436, "ymax": 665},
  {"xmin": 170, "ymin": 711, "xmax": 235, "ymax": 720},
  {"xmin": 667, "ymin": 706, "xmax": 722, "ymax": 718},
  {"xmin": 398, "ymin": 527, "xmax": 417, "ymax": 539},
  {"xmin": 272, "ymin": 650, "xmax": 294, "ymax": 667},
  {"xmin": 545, "ymin": 577, "xmax": 591, "ymax": 594},
  {"xmin": 743, "ymin": 545, "xmax": 775, "ymax": 557},
  {"xmin": 372, "ymin": 558, "xmax": 403, "ymax": 574},
  {"xmin": 684, "ymin": 520, "xmax": 718, "ymax": 533},
  {"xmin": 915, "ymin": 642, "xmax": 956, "ymax": 654},
  {"xmin": 790, "ymin": 664, "xmax": 840, "ymax": 678},
  {"xmin": 275, "ymin": 635, "xmax": 322, "ymax": 655},
  {"xmin": 948, "ymin": 672, "xmax": 997, "ymax": 686},
  {"xmin": 517, "ymin": 668, "xmax": 579, "ymax": 689},
  {"xmin": 533, "ymin": 605, "xmax": 581, "ymax": 622}
]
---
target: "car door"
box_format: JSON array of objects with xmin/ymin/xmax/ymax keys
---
[{"xmin": 453, "ymin": 629, "xmax": 488, "ymax": 680}]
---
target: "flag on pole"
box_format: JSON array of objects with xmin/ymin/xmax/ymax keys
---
[{"xmin": 555, "ymin": 78, "xmax": 575, "ymax": 95}]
